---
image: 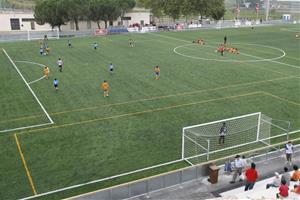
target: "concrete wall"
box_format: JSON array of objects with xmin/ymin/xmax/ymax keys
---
[{"xmin": 0, "ymin": 10, "xmax": 51, "ymax": 31}]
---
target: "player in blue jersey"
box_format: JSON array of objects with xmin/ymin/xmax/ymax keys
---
[{"xmin": 53, "ymin": 78, "xmax": 59, "ymax": 91}]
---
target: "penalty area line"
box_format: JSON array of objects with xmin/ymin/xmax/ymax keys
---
[
  {"xmin": 15, "ymin": 61, "xmax": 47, "ymax": 85},
  {"xmin": 0, "ymin": 122, "xmax": 53, "ymax": 134},
  {"xmin": 2, "ymin": 48, "xmax": 54, "ymax": 124},
  {"xmin": 14, "ymin": 134, "xmax": 38, "ymax": 195},
  {"xmin": 20, "ymin": 159, "xmax": 184, "ymax": 200},
  {"xmin": 28, "ymin": 75, "xmax": 46, "ymax": 85}
]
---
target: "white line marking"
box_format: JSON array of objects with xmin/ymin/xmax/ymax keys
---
[
  {"xmin": 149, "ymin": 32, "xmax": 300, "ymax": 69},
  {"xmin": 0, "ymin": 122, "xmax": 52, "ymax": 133},
  {"xmin": 2, "ymin": 49, "xmax": 54, "ymax": 124},
  {"xmin": 280, "ymin": 28, "xmax": 300, "ymax": 32},
  {"xmin": 28, "ymin": 76, "xmax": 46, "ymax": 85},
  {"xmin": 20, "ymin": 159, "xmax": 184, "ymax": 200},
  {"xmin": 173, "ymin": 43, "xmax": 286, "ymax": 63},
  {"xmin": 19, "ymin": 129, "xmax": 300, "ymax": 199},
  {"xmin": 15, "ymin": 60, "xmax": 46, "ymax": 68},
  {"xmin": 15, "ymin": 61, "xmax": 47, "ymax": 85}
]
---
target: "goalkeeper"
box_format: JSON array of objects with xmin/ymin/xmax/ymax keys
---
[{"xmin": 219, "ymin": 122, "xmax": 228, "ymax": 144}]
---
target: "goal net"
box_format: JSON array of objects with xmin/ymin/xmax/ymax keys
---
[
  {"xmin": 27, "ymin": 29, "xmax": 59, "ymax": 41},
  {"xmin": 182, "ymin": 112, "xmax": 289, "ymax": 165}
]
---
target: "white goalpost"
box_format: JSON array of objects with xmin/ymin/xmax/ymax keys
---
[
  {"xmin": 182, "ymin": 112, "xmax": 289, "ymax": 165},
  {"xmin": 27, "ymin": 29, "xmax": 59, "ymax": 41}
]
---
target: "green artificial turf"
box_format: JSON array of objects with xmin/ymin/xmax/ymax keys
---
[{"xmin": 0, "ymin": 24, "xmax": 299, "ymax": 199}]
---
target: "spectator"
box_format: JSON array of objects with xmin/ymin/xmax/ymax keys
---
[
  {"xmin": 281, "ymin": 167, "xmax": 291, "ymax": 186},
  {"xmin": 266, "ymin": 172, "xmax": 281, "ymax": 189},
  {"xmin": 291, "ymin": 165, "xmax": 300, "ymax": 182},
  {"xmin": 245, "ymin": 163, "xmax": 259, "ymax": 191},
  {"xmin": 241, "ymin": 155, "xmax": 251, "ymax": 169},
  {"xmin": 230, "ymin": 155, "xmax": 244, "ymax": 183},
  {"xmin": 285, "ymin": 141, "xmax": 294, "ymax": 165},
  {"xmin": 276, "ymin": 179, "xmax": 289, "ymax": 199},
  {"xmin": 224, "ymin": 159, "xmax": 233, "ymax": 174},
  {"xmin": 291, "ymin": 184, "xmax": 300, "ymax": 194}
]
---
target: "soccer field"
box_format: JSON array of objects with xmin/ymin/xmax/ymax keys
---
[{"xmin": 0, "ymin": 24, "xmax": 300, "ymax": 199}]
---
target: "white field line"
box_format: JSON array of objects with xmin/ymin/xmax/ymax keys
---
[
  {"xmin": 280, "ymin": 28, "xmax": 300, "ymax": 32},
  {"xmin": 174, "ymin": 43, "xmax": 287, "ymax": 63},
  {"xmin": 20, "ymin": 129, "xmax": 300, "ymax": 199},
  {"xmin": 2, "ymin": 49, "xmax": 54, "ymax": 124},
  {"xmin": 149, "ymin": 32, "xmax": 300, "ymax": 69},
  {"xmin": 239, "ymin": 51, "xmax": 300, "ymax": 69},
  {"xmin": 0, "ymin": 122, "xmax": 53, "ymax": 133},
  {"xmin": 16, "ymin": 32, "xmax": 300, "ymax": 199},
  {"xmin": 15, "ymin": 61, "xmax": 47, "ymax": 85},
  {"xmin": 28, "ymin": 76, "xmax": 46, "ymax": 85},
  {"xmin": 20, "ymin": 159, "xmax": 184, "ymax": 200},
  {"xmin": 184, "ymin": 112, "xmax": 260, "ymax": 130},
  {"xmin": 15, "ymin": 60, "xmax": 46, "ymax": 68}
]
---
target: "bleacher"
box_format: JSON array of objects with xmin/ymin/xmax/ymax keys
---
[{"xmin": 221, "ymin": 171, "xmax": 300, "ymax": 199}]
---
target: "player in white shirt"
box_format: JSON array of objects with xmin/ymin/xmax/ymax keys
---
[
  {"xmin": 109, "ymin": 63, "xmax": 114, "ymax": 75},
  {"xmin": 57, "ymin": 58, "xmax": 63, "ymax": 72},
  {"xmin": 230, "ymin": 155, "xmax": 244, "ymax": 183}
]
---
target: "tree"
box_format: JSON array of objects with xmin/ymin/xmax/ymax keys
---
[
  {"xmin": 163, "ymin": 0, "xmax": 182, "ymax": 22},
  {"xmin": 61, "ymin": 0, "xmax": 88, "ymax": 30},
  {"xmin": 34, "ymin": 0, "xmax": 67, "ymax": 30},
  {"xmin": 181, "ymin": 0, "xmax": 195, "ymax": 23},
  {"xmin": 117, "ymin": 0, "xmax": 136, "ymax": 25},
  {"xmin": 99, "ymin": 0, "xmax": 121, "ymax": 28},
  {"xmin": 208, "ymin": 0, "xmax": 225, "ymax": 20},
  {"xmin": 88, "ymin": 0, "xmax": 105, "ymax": 28},
  {"xmin": 190, "ymin": 0, "xmax": 210, "ymax": 21},
  {"xmin": 138, "ymin": 0, "xmax": 164, "ymax": 19}
]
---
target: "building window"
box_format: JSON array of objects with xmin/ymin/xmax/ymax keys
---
[
  {"xmin": 140, "ymin": 20, "xmax": 144, "ymax": 26},
  {"xmin": 22, "ymin": 18, "xmax": 35, "ymax": 22},
  {"xmin": 10, "ymin": 18, "xmax": 20, "ymax": 30},
  {"xmin": 109, "ymin": 21, "xmax": 113, "ymax": 26},
  {"xmin": 121, "ymin": 17, "xmax": 131, "ymax": 20},
  {"xmin": 87, "ymin": 21, "xmax": 92, "ymax": 29}
]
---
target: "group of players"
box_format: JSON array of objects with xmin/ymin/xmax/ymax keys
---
[
  {"xmin": 216, "ymin": 36, "xmax": 240, "ymax": 56},
  {"xmin": 193, "ymin": 35, "xmax": 240, "ymax": 56},
  {"xmin": 41, "ymin": 38, "xmax": 161, "ymax": 96}
]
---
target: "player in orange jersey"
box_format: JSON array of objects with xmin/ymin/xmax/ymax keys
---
[
  {"xmin": 154, "ymin": 66, "xmax": 160, "ymax": 80},
  {"xmin": 101, "ymin": 80, "xmax": 109, "ymax": 97},
  {"xmin": 43, "ymin": 66, "xmax": 50, "ymax": 79}
]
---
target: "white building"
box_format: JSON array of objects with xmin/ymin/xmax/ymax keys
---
[
  {"xmin": 0, "ymin": 8, "xmax": 150, "ymax": 32},
  {"xmin": 0, "ymin": 9, "xmax": 51, "ymax": 31}
]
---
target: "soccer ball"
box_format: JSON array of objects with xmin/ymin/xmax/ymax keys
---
[
  {"xmin": 296, "ymin": 34, "xmax": 299, "ymax": 38},
  {"xmin": 215, "ymin": 50, "xmax": 217, "ymax": 53}
]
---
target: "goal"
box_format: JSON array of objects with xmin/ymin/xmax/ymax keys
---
[
  {"xmin": 27, "ymin": 29, "xmax": 59, "ymax": 41},
  {"xmin": 181, "ymin": 112, "xmax": 288, "ymax": 165}
]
